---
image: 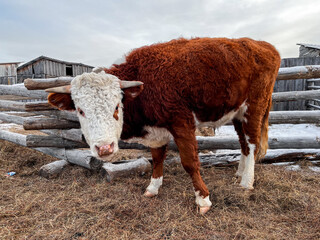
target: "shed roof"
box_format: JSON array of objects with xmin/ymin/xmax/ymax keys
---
[
  {"xmin": 0, "ymin": 62, "xmax": 22, "ymax": 65},
  {"xmin": 17, "ymin": 56, "xmax": 94, "ymax": 70},
  {"xmin": 297, "ymin": 43, "xmax": 320, "ymax": 50}
]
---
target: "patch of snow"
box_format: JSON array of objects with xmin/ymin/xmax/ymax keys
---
[
  {"xmin": 285, "ymin": 165, "xmax": 301, "ymax": 171},
  {"xmin": 214, "ymin": 124, "xmax": 320, "ymax": 139},
  {"xmin": 272, "ymin": 162, "xmax": 295, "ymax": 166},
  {"xmin": 309, "ymin": 166, "xmax": 320, "ymax": 173}
]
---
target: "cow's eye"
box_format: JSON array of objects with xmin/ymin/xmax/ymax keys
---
[
  {"xmin": 113, "ymin": 104, "xmax": 120, "ymax": 120},
  {"xmin": 77, "ymin": 108, "xmax": 85, "ymax": 117}
]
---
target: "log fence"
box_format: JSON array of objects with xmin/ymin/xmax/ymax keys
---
[{"xmin": 0, "ymin": 65, "xmax": 319, "ymax": 179}]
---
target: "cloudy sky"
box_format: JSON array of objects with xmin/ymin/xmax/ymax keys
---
[{"xmin": 1, "ymin": 0, "xmax": 320, "ymax": 67}]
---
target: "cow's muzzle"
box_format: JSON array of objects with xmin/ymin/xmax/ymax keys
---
[{"xmin": 96, "ymin": 142, "xmax": 114, "ymax": 157}]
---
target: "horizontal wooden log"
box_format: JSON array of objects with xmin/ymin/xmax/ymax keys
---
[
  {"xmin": 0, "ymin": 112, "xmax": 26, "ymax": 125},
  {"xmin": 26, "ymin": 135, "xmax": 88, "ymax": 148},
  {"xmin": 101, "ymin": 158, "xmax": 152, "ymax": 182},
  {"xmin": 277, "ymin": 65, "xmax": 320, "ymax": 80},
  {"xmin": 0, "ymin": 99, "xmax": 54, "ymax": 111},
  {"xmin": 0, "ymin": 100, "xmax": 26, "ymax": 111},
  {"xmin": 168, "ymin": 135, "xmax": 320, "ymax": 150},
  {"xmin": 272, "ymin": 89, "xmax": 320, "ymax": 102},
  {"xmin": 24, "ymin": 77, "xmax": 74, "ymax": 90},
  {"xmin": 55, "ymin": 111, "xmax": 79, "ymax": 122},
  {"xmin": 34, "ymin": 147, "xmax": 151, "ymax": 181},
  {"xmin": 23, "ymin": 118, "xmax": 80, "ymax": 130},
  {"xmin": 25, "ymin": 101, "xmax": 55, "ymax": 111},
  {"xmin": 0, "ymin": 129, "xmax": 27, "ymax": 146},
  {"xmin": 41, "ymin": 129, "xmax": 85, "ymax": 143},
  {"xmin": 269, "ymin": 111, "xmax": 320, "ymax": 124},
  {"xmin": 39, "ymin": 160, "xmax": 69, "ymax": 178},
  {"xmin": 0, "ymin": 84, "xmax": 48, "ymax": 98}
]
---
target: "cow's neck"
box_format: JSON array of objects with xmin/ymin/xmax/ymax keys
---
[{"xmin": 120, "ymin": 97, "xmax": 149, "ymax": 140}]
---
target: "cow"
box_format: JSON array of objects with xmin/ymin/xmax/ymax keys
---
[{"xmin": 46, "ymin": 37, "xmax": 281, "ymax": 214}]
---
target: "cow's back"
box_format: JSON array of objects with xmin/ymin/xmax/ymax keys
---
[{"xmin": 107, "ymin": 38, "xmax": 281, "ymax": 126}]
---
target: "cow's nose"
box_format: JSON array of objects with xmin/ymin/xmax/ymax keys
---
[{"xmin": 96, "ymin": 142, "xmax": 114, "ymax": 157}]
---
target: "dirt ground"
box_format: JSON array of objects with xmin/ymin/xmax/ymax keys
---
[{"xmin": 0, "ymin": 140, "xmax": 320, "ymax": 240}]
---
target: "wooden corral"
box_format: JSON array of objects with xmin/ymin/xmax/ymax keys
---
[
  {"xmin": 0, "ymin": 65, "xmax": 319, "ymax": 180},
  {"xmin": 16, "ymin": 56, "xmax": 94, "ymax": 83},
  {"xmin": 274, "ymin": 56, "xmax": 320, "ymax": 111}
]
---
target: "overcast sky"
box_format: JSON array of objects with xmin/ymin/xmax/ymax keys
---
[{"xmin": 1, "ymin": 0, "xmax": 320, "ymax": 67}]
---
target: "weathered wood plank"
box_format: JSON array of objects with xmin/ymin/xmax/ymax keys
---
[
  {"xmin": 0, "ymin": 99, "xmax": 54, "ymax": 111},
  {"xmin": 0, "ymin": 100, "xmax": 26, "ymax": 111},
  {"xmin": 41, "ymin": 129, "xmax": 85, "ymax": 143},
  {"xmin": 101, "ymin": 158, "xmax": 152, "ymax": 182},
  {"xmin": 24, "ymin": 77, "xmax": 74, "ymax": 90},
  {"xmin": 0, "ymin": 112, "xmax": 26, "ymax": 125},
  {"xmin": 0, "ymin": 129, "xmax": 27, "ymax": 146},
  {"xmin": 272, "ymin": 90, "xmax": 320, "ymax": 102},
  {"xmin": 25, "ymin": 101, "xmax": 55, "ymax": 111},
  {"xmin": 277, "ymin": 65, "xmax": 320, "ymax": 80},
  {"xmin": 269, "ymin": 111, "xmax": 320, "ymax": 124},
  {"xmin": 0, "ymin": 84, "xmax": 48, "ymax": 98},
  {"xmin": 39, "ymin": 160, "xmax": 69, "ymax": 178},
  {"xmin": 23, "ymin": 118, "xmax": 80, "ymax": 130},
  {"xmin": 168, "ymin": 135, "xmax": 320, "ymax": 150},
  {"xmin": 26, "ymin": 135, "xmax": 88, "ymax": 148}
]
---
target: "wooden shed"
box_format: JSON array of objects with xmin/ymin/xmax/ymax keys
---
[
  {"xmin": 297, "ymin": 43, "xmax": 320, "ymax": 58},
  {"xmin": 17, "ymin": 56, "xmax": 94, "ymax": 83},
  {"xmin": 0, "ymin": 62, "xmax": 21, "ymax": 85}
]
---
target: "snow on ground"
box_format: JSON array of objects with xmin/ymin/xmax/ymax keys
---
[{"xmin": 214, "ymin": 123, "xmax": 320, "ymax": 138}]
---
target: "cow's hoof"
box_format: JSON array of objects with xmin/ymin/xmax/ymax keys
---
[
  {"xmin": 240, "ymin": 182, "xmax": 254, "ymax": 190},
  {"xmin": 199, "ymin": 206, "xmax": 211, "ymax": 215},
  {"xmin": 143, "ymin": 190, "xmax": 156, "ymax": 197}
]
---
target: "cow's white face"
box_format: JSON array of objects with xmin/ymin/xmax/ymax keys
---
[{"xmin": 71, "ymin": 72, "xmax": 123, "ymax": 160}]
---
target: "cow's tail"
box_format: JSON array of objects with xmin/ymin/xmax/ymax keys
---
[{"xmin": 256, "ymin": 97, "xmax": 272, "ymax": 161}]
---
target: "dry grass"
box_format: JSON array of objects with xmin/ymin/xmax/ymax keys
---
[{"xmin": 0, "ymin": 140, "xmax": 319, "ymax": 240}]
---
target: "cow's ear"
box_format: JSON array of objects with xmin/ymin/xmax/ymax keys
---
[
  {"xmin": 122, "ymin": 85, "xmax": 144, "ymax": 100},
  {"xmin": 48, "ymin": 93, "xmax": 75, "ymax": 111}
]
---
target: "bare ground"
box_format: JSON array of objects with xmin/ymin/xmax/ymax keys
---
[{"xmin": 0, "ymin": 140, "xmax": 320, "ymax": 240}]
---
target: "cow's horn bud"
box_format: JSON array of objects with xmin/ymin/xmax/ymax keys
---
[
  {"xmin": 45, "ymin": 85, "xmax": 71, "ymax": 94},
  {"xmin": 120, "ymin": 80, "xmax": 143, "ymax": 89}
]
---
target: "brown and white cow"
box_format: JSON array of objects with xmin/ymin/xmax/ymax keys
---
[{"xmin": 47, "ymin": 38, "xmax": 281, "ymax": 214}]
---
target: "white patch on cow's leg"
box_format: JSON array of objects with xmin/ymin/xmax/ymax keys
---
[
  {"xmin": 144, "ymin": 176, "xmax": 163, "ymax": 197},
  {"xmin": 240, "ymin": 141, "xmax": 256, "ymax": 189},
  {"xmin": 236, "ymin": 154, "xmax": 246, "ymax": 177},
  {"xmin": 195, "ymin": 190, "xmax": 212, "ymax": 214}
]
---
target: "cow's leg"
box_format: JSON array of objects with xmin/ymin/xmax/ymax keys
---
[
  {"xmin": 232, "ymin": 119, "xmax": 249, "ymax": 178},
  {"xmin": 144, "ymin": 145, "xmax": 167, "ymax": 197},
  {"xmin": 238, "ymin": 102, "xmax": 270, "ymax": 189},
  {"xmin": 170, "ymin": 123, "xmax": 211, "ymax": 214}
]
